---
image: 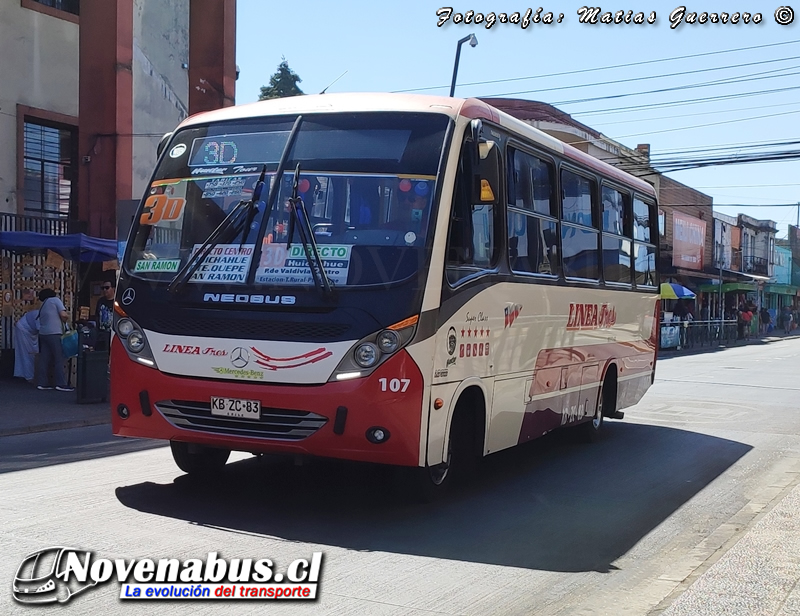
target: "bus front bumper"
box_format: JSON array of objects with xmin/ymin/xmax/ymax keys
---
[{"xmin": 110, "ymin": 338, "xmax": 424, "ymax": 467}]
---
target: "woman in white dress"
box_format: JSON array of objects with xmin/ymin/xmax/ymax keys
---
[{"xmin": 14, "ymin": 307, "xmax": 40, "ymax": 382}]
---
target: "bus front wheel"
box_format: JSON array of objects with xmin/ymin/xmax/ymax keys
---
[
  {"xmin": 170, "ymin": 441, "xmax": 230, "ymax": 475},
  {"xmin": 399, "ymin": 408, "xmax": 477, "ymax": 502}
]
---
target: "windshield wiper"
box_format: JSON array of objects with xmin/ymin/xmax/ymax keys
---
[
  {"xmin": 285, "ymin": 163, "xmax": 332, "ymax": 296},
  {"xmin": 246, "ymin": 116, "xmax": 304, "ymax": 286},
  {"xmin": 168, "ymin": 165, "xmax": 267, "ymax": 294}
]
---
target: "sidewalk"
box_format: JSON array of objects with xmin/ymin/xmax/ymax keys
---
[
  {"xmin": 659, "ymin": 329, "xmax": 800, "ymax": 357},
  {"xmin": 0, "ymin": 377, "xmax": 110, "ymax": 437}
]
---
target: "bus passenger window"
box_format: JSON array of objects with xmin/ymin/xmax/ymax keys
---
[
  {"xmin": 507, "ymin": 148, "xmax": 558, "ymax": 276},
  {"xmin": 561, "ymin": 169, "xmax": 599, "ymax": 280}
]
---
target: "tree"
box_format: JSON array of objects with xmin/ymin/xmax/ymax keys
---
[{"xmin": 258, "ymin": 58, "xmax": 303, "ymax": 100}]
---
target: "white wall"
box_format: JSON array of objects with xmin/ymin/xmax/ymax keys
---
[
  {"xmin": 132, "ymin": 0, "xmax": 189, "ymax": 201},
  {"xmin": 0, "ymin": 2, "xmax": 79, "ymax": 215}
]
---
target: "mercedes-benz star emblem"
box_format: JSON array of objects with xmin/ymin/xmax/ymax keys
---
[
  {"xmin": 121, "ymin": 288, "xmax": 136, "ymax": 305},
  {"xmin": 230, "ymin": 347, "xmax": 249, "ymax": 368}
]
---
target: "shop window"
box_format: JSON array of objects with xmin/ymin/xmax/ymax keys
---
[{"xmin": 23, "ymin": 120, "xmax": 76, "ymax": 218}]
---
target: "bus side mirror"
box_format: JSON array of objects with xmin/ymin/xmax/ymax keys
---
[
  {"xmin": 156, "ymin": 132, "xmax": 173, "ymax": 158},
  {"xmin": 470, "ymin": 139, "xmax": 500, "ymax": 205}
]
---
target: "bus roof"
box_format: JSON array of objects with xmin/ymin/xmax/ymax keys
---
[{"xmin": 181, "ymin": 93, "xmax": 655, "ymax": 197}]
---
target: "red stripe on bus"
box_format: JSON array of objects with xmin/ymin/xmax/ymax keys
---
[{"xmin": 459, "ymin": 99, "xmax": 500, "ymax": 123}]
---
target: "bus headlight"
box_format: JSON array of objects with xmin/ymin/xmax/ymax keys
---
[
  {"xmin": 329, "ymin": 315, "xmax": 419, "ymax": 381},
  {"xmin": 354, "ymin": 343, "xmax": 379, "ymax": 368},
  {"xmin": 116, "ymin": 318, "xmax": 134, "ymax": 338},
  {"xmin": 127, "ymin": 330, "xmax": 146, "ymax": 353},
  {"xmin": 377, "ymin": 330, "xmax": 400, "ymax": 354}
]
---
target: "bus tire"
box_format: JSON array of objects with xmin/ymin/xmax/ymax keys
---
[
  {"xmin": 577, "ymin": 372, "xmax": 615, "ymax": 443},
  {"xmin": 399, "ymin": 396, "xmax": 481, "ymax": 503},
  {"xmin": 170, "ymin": 440, "xmax": 230, "ymax": 475}
]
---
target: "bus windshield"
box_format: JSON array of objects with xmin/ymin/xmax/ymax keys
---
[{"xmin": 125, "ymin": 112, "xmax": 449, "ymax": 288}]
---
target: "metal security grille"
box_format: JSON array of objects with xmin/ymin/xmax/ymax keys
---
[
  {"xmin": 23, "ymin": 121, "xmax": 76, "ymax": 218},
  {"xmin": 31, "ymin": 0, "xmax": 80, "ymax": 15}
]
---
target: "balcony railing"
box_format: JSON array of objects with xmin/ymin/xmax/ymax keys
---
[{"xmin": 742, "ymin": 255, "xmax": 769, "ymax": 277}]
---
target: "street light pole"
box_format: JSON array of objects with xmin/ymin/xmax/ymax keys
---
[{"xmin": 449, "ymin": 34, "xmax": 478, "ymax": 97}]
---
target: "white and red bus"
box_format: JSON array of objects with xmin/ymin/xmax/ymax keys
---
[{"xmin": 111, "ymin": 93, "xmax": 659, "ymax": 495}]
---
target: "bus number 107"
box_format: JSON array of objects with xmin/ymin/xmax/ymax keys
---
[{"xmin": 379, "ymin": 378, "xmax": 410, "ymax": 393}]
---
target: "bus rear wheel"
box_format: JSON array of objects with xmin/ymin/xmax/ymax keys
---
[
  {"xmin": 170, "ymin": 441, "xmax": 230, "ymax": 475},
  {"xmin": 576, "ymin": 372, "xmax": 615, "ymax": 443}
]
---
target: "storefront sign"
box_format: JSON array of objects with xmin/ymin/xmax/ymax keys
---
[{"xmin": 672, "ymin": 212, "xmax": 706, "ymax": 271}]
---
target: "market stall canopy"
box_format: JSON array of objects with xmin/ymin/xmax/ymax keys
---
[
  {"xmin": 0, "ymin": 232, "xmax": 117, "ymax": 263},
  {"xmin": 660, "ymin": 282, "xmax": 696, "ymax": 299}
]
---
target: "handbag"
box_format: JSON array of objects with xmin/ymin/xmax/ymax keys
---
[{"xmin": 61, "ymin": 324, "xmax": 79, "ymax": 359}]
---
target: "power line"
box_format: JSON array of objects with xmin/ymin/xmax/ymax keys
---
[
  {"xmin": 484, "ymin": 60, "xmax": 800, "ymax": 99},
  {"xmin": 589, "ymin": 100, "xmax": 800, "ymax": 128},
  {"xmin": 649, "ymin": 139, "xmax": 800, "ymax": 157},
  {"xmin": 392, "ymin": 39, "xmax": 800, "ymax": 93},
  {"xmin": 572, "ymin": 85, "xmax": 800, "ymax": 117},
  {"xmin": 547, "ymin": 66, "xmax": 800, "ymax": 107}
]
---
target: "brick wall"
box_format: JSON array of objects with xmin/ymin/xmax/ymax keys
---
[{"xmin": 656, "ymin": 175, "xmax": 713, "ymax": 272}]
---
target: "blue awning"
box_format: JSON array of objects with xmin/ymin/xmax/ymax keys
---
[{"xmin": 0, "ymin": 232, "xmax": 117, "ymax": 263}]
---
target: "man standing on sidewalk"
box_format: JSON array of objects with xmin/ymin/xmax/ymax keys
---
[
  {"xmin": 784, "ymin": 306, "xmax": 794, "ymax": 335},
  {"xmin": 36, "ymin": 288, "xmax": 73, "ymax": 392}
]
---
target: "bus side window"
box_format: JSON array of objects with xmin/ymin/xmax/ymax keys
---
[{"xmin": 446, "ymin": 137, "xmax": 500, "ymax": 284}]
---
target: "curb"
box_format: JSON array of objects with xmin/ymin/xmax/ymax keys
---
[
  {"xmin": 660, "ymin": 334, "xmax": 798, "ymax": 357},
  {"xmin": 0, "ymin": 417, "xmax": 111, "ymax": 438}
]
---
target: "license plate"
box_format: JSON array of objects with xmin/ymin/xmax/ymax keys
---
[{"xmin": 210, "ymin": 397, "xmax": 261, "ymax": 420}]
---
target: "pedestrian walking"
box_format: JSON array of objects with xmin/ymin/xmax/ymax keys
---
[
  {"xmin": 742, "ymin": 307, "xmax": 753, "ymax": 340},
  {"xmin": 784, "ymin": 306, "xmax": 794, "ymax": 335},
  {"xmin": 36, "ymin": 288, "xmax": 74, "ymax": 392},
  {"xmin": 760, "ymin": 307, "xmax": 771, "ymax": 335}
]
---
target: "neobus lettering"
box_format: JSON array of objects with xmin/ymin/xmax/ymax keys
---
[{"xmin": 203, "ymin": 293, "xmax": 296, "ymax": 305}]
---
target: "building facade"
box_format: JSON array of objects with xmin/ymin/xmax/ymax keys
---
[
  {"xmin": 0, "ymin": 0, "xmax": 235, "ymax": 369},
  {"xmin": 0, "ymin": 0, "xmax": 236, "ymax": 237}
]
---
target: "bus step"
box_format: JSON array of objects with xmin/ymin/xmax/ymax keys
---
[{"xmin": 611, "ymin": 411, "xmax": 625, "ymax": 420}]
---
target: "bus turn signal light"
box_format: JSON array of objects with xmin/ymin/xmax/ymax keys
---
[
  {"xmin": 388, "ymin": 315, "xmax": 418, "ymax": 330},
  {"xmin": 480, "ymin": 179, "xmax": 495, "ymax": 201},
  {"xmin": 434, "ymin": 398, "xmax": 444, "ymax": 410}
]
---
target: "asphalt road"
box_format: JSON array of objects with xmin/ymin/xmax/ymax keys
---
[{"xmin": 3, "ymin": 339, "xmax": 800, "ymax": 615}]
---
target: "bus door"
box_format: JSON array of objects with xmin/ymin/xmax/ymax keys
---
[{"xmin": 428, "ymin": 120, "xmax": 501, "ymax": 465}]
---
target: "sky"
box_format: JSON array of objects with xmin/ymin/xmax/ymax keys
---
[{"xmin": 236, "ymin": 1, "xmax": 799, "ymax": 238}]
